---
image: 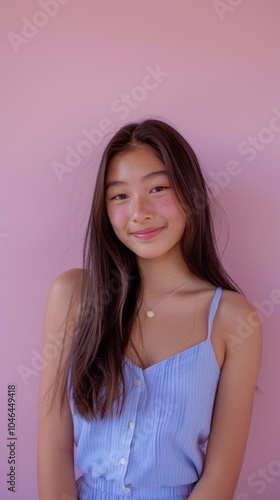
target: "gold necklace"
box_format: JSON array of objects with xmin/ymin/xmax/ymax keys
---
[{"xmin": 143, "ymin": 275, "xmax": 196, "ymax": 318}]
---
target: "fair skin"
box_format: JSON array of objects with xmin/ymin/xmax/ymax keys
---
[
  {"xmin": 38, "ymin": 146, "xmax": 262, "ymax": 499},
  {"xmin": 37, "ymin": 269, "xmax": 80, "ymax": 500}
]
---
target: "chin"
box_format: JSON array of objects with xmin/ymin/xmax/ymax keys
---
[{"xmin": 135, "ymin": 250, "xmax": 173, "ymax": 261}]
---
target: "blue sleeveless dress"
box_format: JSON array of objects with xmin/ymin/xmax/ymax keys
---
[{"xmin": 69, "ymin": 287, "xmax": 222, "ymax": 499}]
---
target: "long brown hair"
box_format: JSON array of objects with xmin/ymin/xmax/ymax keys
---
[{"xmin": 62, "ymin": 118, "xmax": 240, "ymax": 420}]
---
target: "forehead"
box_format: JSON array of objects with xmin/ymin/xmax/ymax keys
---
[{"xmin": 106, "ymin": 146, "xmax": 165, "ymax": 181}]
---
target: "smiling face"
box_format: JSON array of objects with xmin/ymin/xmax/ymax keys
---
[{"xmin": 105, "ymin": 146, "xmax": 187, "ymax": 263}]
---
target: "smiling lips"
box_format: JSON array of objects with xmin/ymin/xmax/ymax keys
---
[{"xmin": 130, "ymin": 227, "xmax": 165, "ymax": 240}]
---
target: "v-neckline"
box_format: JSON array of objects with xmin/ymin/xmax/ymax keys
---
[{"xmin": 124, "ymin": 338, "xmax": 212, "ymax": 373}]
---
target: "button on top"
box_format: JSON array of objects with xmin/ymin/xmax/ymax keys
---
[
  {"xmin": 135, "ymin": 379, "xmax": 141, "ymax": 385},
  {"xmin": 124, "ymin": 486, "xmax": 131, "ymax": 493},
  {"xmin": 128, "ymin": 421, "xmax": 134, "ymax": 429},
  {"xmin": 120, "ymin": 457, "xmax": 126, "ymax": 465}
]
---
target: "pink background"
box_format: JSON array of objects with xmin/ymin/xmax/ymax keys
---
[{"xmin": 1, "ymin": 1, "xmax": 280, "ymax": 498}]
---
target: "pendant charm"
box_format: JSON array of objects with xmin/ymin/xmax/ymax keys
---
[{"xmin": 146, "ymin": 310, "xmax": 155, "ymax": 318}]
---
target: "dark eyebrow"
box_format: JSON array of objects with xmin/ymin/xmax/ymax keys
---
[
  {"xmin": 106, "ymin": 170, "xmax": 168, "ymax": 190},
  {"xmin": 143, "ymin": 170, "xmax": 168, "ymax": 181}
]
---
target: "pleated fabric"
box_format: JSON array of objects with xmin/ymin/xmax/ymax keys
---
[{"xmin": 69, "ymin": 287, "xmax": 223, "ymax": 499}]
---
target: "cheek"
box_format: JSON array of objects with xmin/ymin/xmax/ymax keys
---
[
  {"xmin": 106, "ymin": 205, "xmax": 128, "ymax": 230},
  {"xmin": 156, "ymin": 195, "xmax": 185, "ymax": 220}
]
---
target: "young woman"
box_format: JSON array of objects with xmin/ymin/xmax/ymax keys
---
[{"xmin": 37, "ymin": 119, "xmax": 262, "ymax": 499}]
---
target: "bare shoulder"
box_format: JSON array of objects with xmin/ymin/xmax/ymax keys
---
[
  {"xmin": 217, "ymin": 289, "xmax": 263, "ymax": 360},
  {"xmin": 44, "ymin": 268, "xmax": 86, "ymax": 345},
  {"xmin": 201, "ymin": 289, "xmax": 263, "ymax": 494},
  {"xmin": 50, "ymin": 268, "xmax": 85, "ymax": 311},
  {"xmin": 38, "ymin": 270, "xmax": 83, "ymax": 490},
  {"xmin": 50, "ymin": 267, "xmax": 85, "ymax": 297},
  {"xmin": 219, "ymin": 288, "xmax": 257, "ymax": 319},
  {"xmin": 39, "ymin": 269, "xmax": 86, "ymax": 407},
  {"xmin": 218, "ymin": 288, "xmax": 261, "ymax": 325}
]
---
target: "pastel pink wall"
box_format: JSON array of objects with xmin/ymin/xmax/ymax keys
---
[{"xmin": 1, "ymin": 1, "xmax": 280, "ymax": 498}]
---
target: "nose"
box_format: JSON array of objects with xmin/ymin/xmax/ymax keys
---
[{"xmin": 131, "ymin": 194, "xmax": 153, "ymax": 223}]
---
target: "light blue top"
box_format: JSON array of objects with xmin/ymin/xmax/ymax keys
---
[{"xmin": 69, "ymin": 287, "xmax": 222, "ymax": 499}]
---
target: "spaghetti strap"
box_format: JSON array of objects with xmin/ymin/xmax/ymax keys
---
[{"xmin": 207, "ymin": 287, "xmax": 223, "ymax": 340}]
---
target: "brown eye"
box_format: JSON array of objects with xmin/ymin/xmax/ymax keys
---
[
  {"xmin": 150, "ymin": 186, "xmax": 168, "ymax": 193},
  {"xmin": 112, "ymin": 194, "xmax": 128, "ymax": 200}
]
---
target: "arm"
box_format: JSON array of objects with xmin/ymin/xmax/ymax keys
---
[
  {"xmin": 37, "ymin": 269, "xmax": 83, "ymax": 500},
  {"xmin": 188, "ymin": 292, "xmax": 263, "ymax": 500}
]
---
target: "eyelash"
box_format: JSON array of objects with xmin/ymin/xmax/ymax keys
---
[
  {"xmin": 111, "ymin": 186, "xmax": 168, "ymax": 200},
  {"xmin": 150, "ymin": 185, "xmax": 167, "ymax": 193},
  {"xmin": 112, "ymin": 194, "xmax": 128, "ymax": 200}
]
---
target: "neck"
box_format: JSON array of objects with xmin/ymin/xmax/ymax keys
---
[{"xmin": 137, "ymin": 255, "xmax": 193, "ymax": 294}]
